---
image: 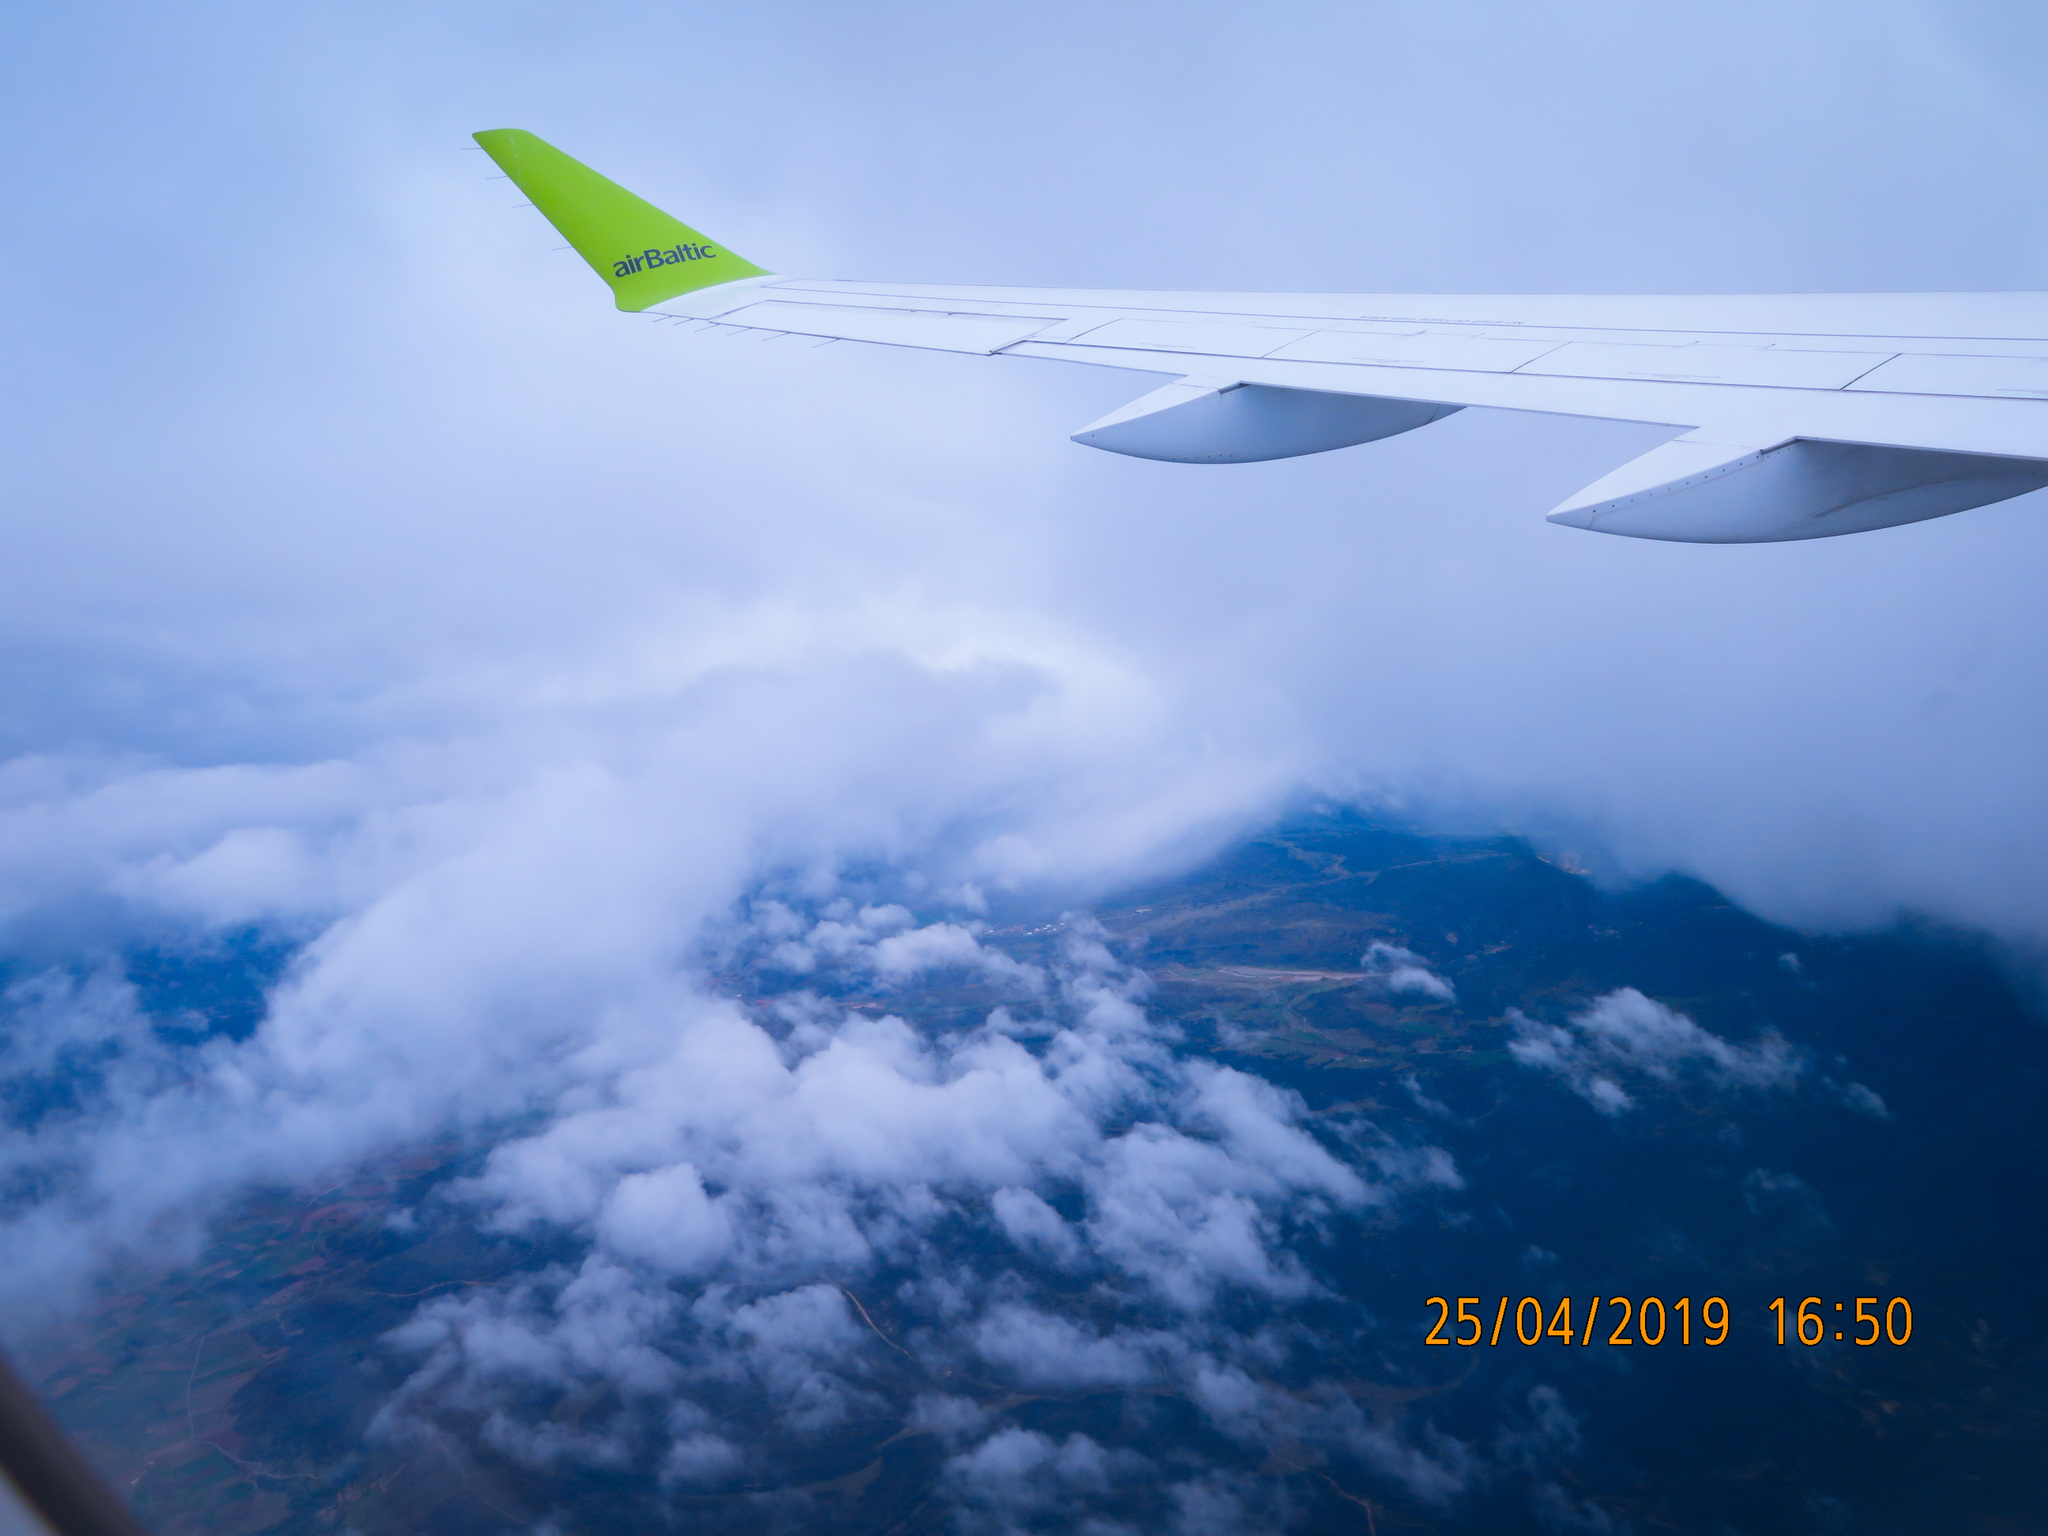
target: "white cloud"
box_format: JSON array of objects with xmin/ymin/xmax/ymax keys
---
[
  {"xmin": 1832, "ymin": 1079, "xmax": 1891, "ymax": 1119},
  {"xmin": 659, "ymin": 1426, "xmax": 742, "ymax": 1488},
  {"xmin": 969, "ymin": 1308, "xmax": 1167, "ymax": 1390},
  {"xmin": 871, "ymin": 920, "xmax": 1044, "ymax": 990},
  {"xmin": 1360, "ymin": 942, "xmax": 1457, "ymax": 1002},
  {"xmin": 1574, "ymin": 989, "xmax": 1804, "ymax": 1089},
  {"xmin": 764, "ymin": 906, "xmax": 1047, "ymax": 991},
  {"xmin": 1508, "ymin": 988, "xmax": 1807, "ymax": 1114},
  {"xmin": 370, "ymin": 1258, "xmax": 684, "ymax": 1463},
  {"xmin": 936, "ymin": 1428, "xmax": 1165, "ymax": 1533},
  {"xmin": 324, "ymin": 920, "xmax": 1461, "ymax": 1501},
  {"xmin": 991, "ymin": 1185, "xmax": 1083, "ymax": 1266},
  {"xmin": 905, "ymin": 1391, "xmax": 992, "ymax": 1445},
  {"xmin": 480, "ymin": 1411, "xmax": 633, "ymax": 1472},
  {"xmin": 595, "ymin": 1163, "xmax": 736, "ymax": 1275}
]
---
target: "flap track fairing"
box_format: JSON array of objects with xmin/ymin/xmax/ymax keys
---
[
  {"xmin": 1072, "ymin": 380, "xmax": 1460, "ymax": 464},
  {"xmin": 1549, "ymin": 435, "xmax": 2048, "ymax": 543}
]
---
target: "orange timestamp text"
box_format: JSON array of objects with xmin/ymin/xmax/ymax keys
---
[{"xmin": 1424, "ymin": 1295, "xmax": 1913, "ymax": 1347}]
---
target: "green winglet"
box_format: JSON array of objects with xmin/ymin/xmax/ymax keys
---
[{"xmin": 473, "ymin": 128, "xmax": 769, "ymax": 311}]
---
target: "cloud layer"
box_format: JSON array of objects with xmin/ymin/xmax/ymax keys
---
[{"xmin": 358, "ymin": 917, "xmax": 1464, "ymax": 1517}]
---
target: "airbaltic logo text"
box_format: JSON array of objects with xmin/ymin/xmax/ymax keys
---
[{"xmin": 613, "ymin": 244, "xmax": 718, "ymax": 277}]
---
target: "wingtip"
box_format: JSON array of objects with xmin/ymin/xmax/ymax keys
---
[{"xmin": 1544, "ymin": 505, "xmax": 1600, "ymax": 531}]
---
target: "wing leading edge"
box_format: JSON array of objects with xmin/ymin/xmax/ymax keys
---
[{"xmin": 476, "ymin": 129, "xmax": 2048, "ymax": 543}]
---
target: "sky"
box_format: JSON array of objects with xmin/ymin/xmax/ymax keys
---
[{"xmin": 2, "ymin": 0, "xmax": 2048, "ymax": 1516}]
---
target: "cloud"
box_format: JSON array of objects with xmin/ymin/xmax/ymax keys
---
[
  {"xmin": 905, "ymin": 1391, "xmax": 993, "ymax": 1446},
  {"xmin": 990, "ymin": 1185, "xmax": 1083, "ymax": 1267},
  {"xmin": 1360, "ymin": 942, "xmax": 1457, "ymax": 1002},
  {"xmin": 1508, "ymin": 988, "xmax": 1807, "ymax": 1114},
  {"xmin": 596, "ymin": 1163, "xmax": 736, "ymax": 1275},
  {"xmin": 765, "ymin": 903, "xmax": 1046, "ymax": 991},
  {"xmin": 968, "ymin": 1307, "xmax": 1167, "ymax": 1391},
  {"xmin": 1830, "ymin": 1079, "xmax": 1892, "ymax": 1119},
  {"xmin": 336, "ymin": 919, "xmax": 1462, "ymax": 1506},
  {"xmin": 939, "ymin": 1428, "xmax": 1150, "ymax": 1514},
  {"xmin": 369, "ymin": 1258, "xmax": 684, "ymax": 1473},
  {"xmin": 660, "ymin": 1416, "xmax": 743, "ymax": 1488},
  {"xmin": 931, "ymin": 1429, "xmax": 1303, "ymax": 1536}
]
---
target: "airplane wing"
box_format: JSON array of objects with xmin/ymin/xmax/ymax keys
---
[{"xmin": 475, "ymin": 130, "xmax": 2048, "ymax": 543}]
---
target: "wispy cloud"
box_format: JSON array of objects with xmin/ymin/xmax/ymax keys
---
[
  {"xmin": 1508, "ymin": 988, "xmax": 1810, "ymax": 1115},
  {"xmin": 1360, "ymin": 941, "xmax": 1457, "ymax": 1002}
]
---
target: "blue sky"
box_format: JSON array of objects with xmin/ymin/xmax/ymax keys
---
[{"xmin": 3, "ymin": 0, "xmax": 2047, "ymax": 1324}]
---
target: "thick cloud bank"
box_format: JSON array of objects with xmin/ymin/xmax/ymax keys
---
[
  {"xmin": 5, "ymin": 0, "xmax": 2048, "ymax": 957},
  {"xmin": 0, "ymin": 640, "xmax": 1290, "ymax": 1320}
]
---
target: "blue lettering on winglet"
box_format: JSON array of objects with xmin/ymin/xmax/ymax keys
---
[{"xmin": 612, "ymin": 244, "xmax": 720, "ymax": 278}]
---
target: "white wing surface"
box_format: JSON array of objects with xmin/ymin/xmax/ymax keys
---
[{"xmin": 477, "ymin": 129, "xmax": 2048, "ymax": 544}]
